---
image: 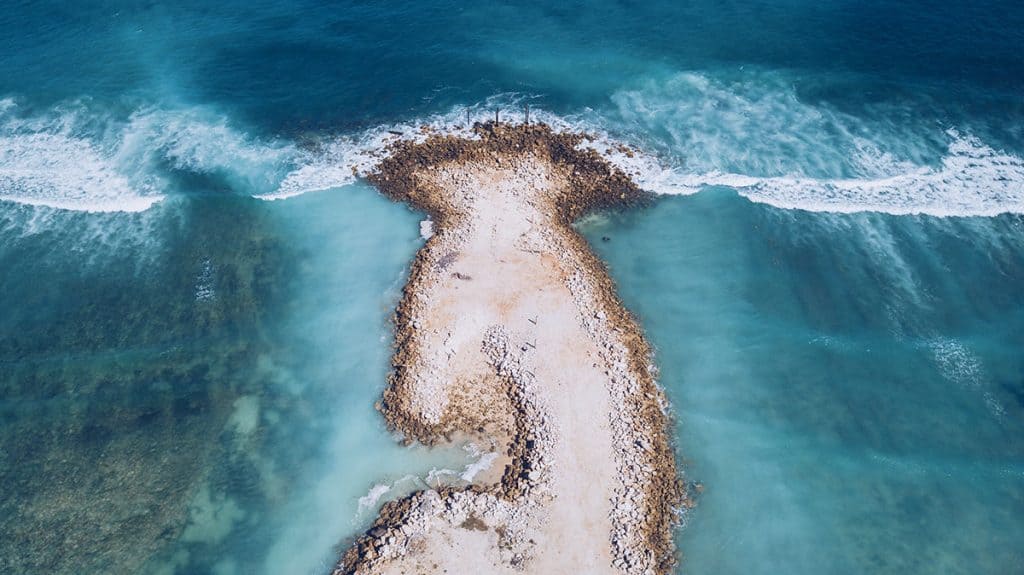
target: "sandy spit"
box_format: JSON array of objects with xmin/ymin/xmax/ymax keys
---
[{"xmin": 333, "ymin": 122, "xmax": 685, "ymax": 575}]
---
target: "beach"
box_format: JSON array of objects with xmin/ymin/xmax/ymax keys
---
[{"xmin": 335, "ymin": 123, "xmax": 683, "ymax": 574}]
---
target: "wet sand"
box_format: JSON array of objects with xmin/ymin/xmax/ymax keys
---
[{"xmin": 334, "ymin": 123, "xmax": 683, "ymax": 575}]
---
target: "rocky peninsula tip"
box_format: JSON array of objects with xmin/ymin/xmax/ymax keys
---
[{"xmin": 335, "ymin": 122, "xmax": 685, "ymax": 575}]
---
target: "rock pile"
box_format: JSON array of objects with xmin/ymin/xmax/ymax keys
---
[{"xmin": 335, "ymin": 122, "xmax": 683, "ymax": 575}]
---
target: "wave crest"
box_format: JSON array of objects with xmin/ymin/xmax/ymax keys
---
[
  {"xmin": 0, "ymin": 101, "xmax": 299, "ymax": 212},
  {"xmin": 3, "ymin": 80, "xmax": 1023, "ymax": 218},
  {"xmin": 597, "ymin": 73, "xmax": 1024, "ymax": 216},
  {"xmin": 653, "ymin": 130, "xmax": 1024, "ymax": 216},
  {"xmin": 0, "ymin": 131, "xmax": 156, "ymax": 212}
]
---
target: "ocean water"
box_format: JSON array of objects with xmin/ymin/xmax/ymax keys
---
[
  {"xmin": 581, "ymin": 195, "xmax": 1024, "ymax": 574},
  {"xmin": 1, "ymin": 1, "xmax": 1022, "ymax": 574}
]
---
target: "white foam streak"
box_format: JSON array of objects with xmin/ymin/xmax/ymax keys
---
[
  {"xmin": 597, "ymin": 73, "xmax": 1024, "ymax": 216},
  {"xmin": 356, "ymin": 484, "xmax": 392, "ymax": 514},
  {"xmin": 0, "ymin": 132, "xmax": 160, "ymax": 212},
  {"xmin": 267, "ymin": 138, "xmax": 367, "ymax": 200},
  {"xmin": 120, "ymin": 109, "xmax": 297, "ymax": 196},
  {"xmin": 4, "ymin": 80, "xmax": 1023, "ymax": 218},
  {"xmin": 267, "ymin": 101, "xmax": 496, "ymax": 200},
  {"xmin": 459, "ymin": 451, "xmax": 499, "ymax": 482},
  {"xmin": 0, "ymin": 101, "xmax": 301, "ymax": 212},
  {"xmin": 686, "ymin": 132, "xmax": 1024, "ymax": 216}
]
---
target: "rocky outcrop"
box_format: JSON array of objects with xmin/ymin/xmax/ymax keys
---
[{"xmin": 334, "ymin": 122, "xmax": 683, "ymax": 575}]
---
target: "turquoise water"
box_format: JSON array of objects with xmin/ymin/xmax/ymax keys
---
[
  {"xmin": 0, "ymin": 189, "xmax": 476, "ymax": 574},
  {"xmin": 582, "ymin": 192, "xmax": 1024, "ymax": 573},
  {"xmin": 2, "ymin": 1, "xmax": 1023, "ymax": 573}
]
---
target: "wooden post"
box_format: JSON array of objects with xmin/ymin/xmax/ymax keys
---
[
  {"xmin": 525, "ymin": 103, "xmax": 530, "ymax": 125},
  {"xmin": 466, "ymin": 109, "xmax": 470, "ymax": 127},
  {"xmin": 495, "ymin": 108, "xmax": 500, "ymax": 124}
]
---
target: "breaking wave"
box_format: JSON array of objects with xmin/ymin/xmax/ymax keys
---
[
  {"xmin": 595, "ymin": 73, "xmax": 1024, "ymax": 216},
  {"xmin": 270, "ymin": 80, "xmax": 1024, "ymax": 217},
  {"xmin": 3, "ymin": 76, "xmax": 1023, "ymax": 217},
  {"xmin": 0, "ymin": 100, "xmax": 298, "ymax": 212},
  {"xmin": 624, "ymin": 129, "xmax": 1024, "ymax": 217}
]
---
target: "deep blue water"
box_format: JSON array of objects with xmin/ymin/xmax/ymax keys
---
[
  {"xmin": 1, "ymin": 1, "xmax": 1022, "ymax": 574},
  {"xmin": 3, "ymin": 0, "xmax": 1023, "ymax": 130}
]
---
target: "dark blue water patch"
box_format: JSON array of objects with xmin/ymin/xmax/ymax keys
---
[{"xmin": 3, "ymin": 1, "xmax": 1022, "ymax": 136}]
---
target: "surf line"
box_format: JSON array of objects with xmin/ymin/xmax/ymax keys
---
[{"xmin": 335, "ymin": 122, "xmax": 686, "ymax": 575}]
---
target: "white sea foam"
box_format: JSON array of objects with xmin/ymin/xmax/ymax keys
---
[
  {"xmin": 275, "ymin": 81, "xmax": 1024, "ymax": 217},
  {"xmin": 195, "ymin": 257, "xmax": 216, "ymax": 302},
  {"xmin": 0, "ymin": 131, "xmax": 160, "ymax": 212},
  {"xmin": 356, "ymin": 483, "xmax": 392, "ymax": 514},
  {"xmin": 553, "ymin": 118, "xmax": 1024, "ymax": 218},
  {"xmin": 419, "ymin": 219, "xmax": 434, "ymax": 239},
  {"xmin": 673, "ymin": 132, "xmax": 1024, "ymax": 217},
  {"xmin": 5, "ymin": 79, "xmax": 1023, "ymax": 217},
  {"xmin": 460, "ymin": 450, "xmax": 499, "ymax": 482},
  {"xmin": 596, "ymin": 73, "xmax": 1024, "ymax": 216},
  {"xmin": 350, "ymin": 443, "xmax": 496, "ymax": 520},
  {"xmin": 119, "ymin": 107, "xmax": 297, "ymax": 196},
  {"xmin": 266, "ymin": 99, "xmax": 498, "ymax": 200},
  {"xmin": 0, "ymin": 101, "xmax": 163, "ymax": 212},
  {"xmin": 927, "ymin": 337, "xmax": 1005, "ymax": 419},
  {"xmin": 266, "ymin": 137, "xmax": 369, "ymax": 200},
  {"xmin": 0, "ymin": 101, "xmax": 299, "ymax": 212},
  {"xmin": 928, "ymin": 338, "xmax": 984, "ymax": 389}
]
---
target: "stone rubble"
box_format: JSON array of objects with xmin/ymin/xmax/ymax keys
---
[{"xmin": 334, "ymin": 123, "xmax": 684, "ymax": 575}]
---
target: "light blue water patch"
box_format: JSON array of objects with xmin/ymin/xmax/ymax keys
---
[
  {"xmin": 204, "ymin": 184, "xmax": 482, "ymax": 575},
  {"xmin": 0, "ymin": 184, "xmax": 482, "ymax": 575},
  {"xmin": 582, "ymin": 190, "xmax": 1024, "ymax": 574}
]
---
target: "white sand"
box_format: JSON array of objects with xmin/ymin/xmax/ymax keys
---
[{"xmin": 338, "ymin": 141, "xmax": 678, "ymax": 575}]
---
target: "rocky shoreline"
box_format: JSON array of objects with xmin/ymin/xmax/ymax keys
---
[{"xmin": 334, "ymin": 122, "xmax": 684, "ymax": 574}]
